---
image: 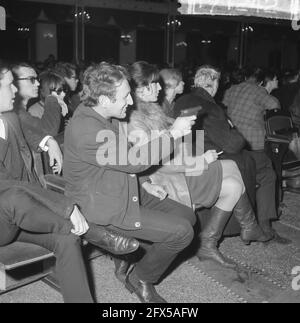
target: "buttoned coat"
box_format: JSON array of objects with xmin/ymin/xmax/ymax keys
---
[{"xmin": 63, "ymin": 104, "xmax": 174, "ymax": 230}]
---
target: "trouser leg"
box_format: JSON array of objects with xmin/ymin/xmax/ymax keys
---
[
  {"xmin": 222, "ymin": 151, "xmax": 256, "ymax": 209},
  {"xmin": 250, "ymin": 152, "xmax": 277, "ymax": 225},
  {"xmin": 108, "ymin": 191, "xmax": 195, "ymax": 283},
  {"xmin": 0, "ymin": 215, "xmax": 19, "ymax": 246},
  {"xmin": 233, "ymin": 192, "xmax": 272, "ymax": 244},
  {"xmin": 17, "ymin": 231, "xmax": 93, "ymax": 303},
  {"xmin": 0, "ymin": 187, "xmax": 72, "ymax": 235}
]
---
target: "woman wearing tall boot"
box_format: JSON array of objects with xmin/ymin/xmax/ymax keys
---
[{"xmin": 117, "ymin": 61, "xmax": 271, "ymax": 273}]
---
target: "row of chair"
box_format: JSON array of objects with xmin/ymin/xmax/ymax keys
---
[{"xmin": 264, "ymin": 109, "xmax": 300, "ymax": 204}]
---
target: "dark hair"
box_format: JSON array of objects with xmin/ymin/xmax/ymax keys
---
[
  {"xmin": 283, "ymin": 70, "xmax": 299, "ymax": 84},
  {"xmin": 244, "ymin": 67, "xmax": 265, "ymax": 84},
  {"xmin": 81, "ymin": 62, "xmax": 129, "ymax": 107},
  {"xmin": 0, "ymin": 62, "xmax": 10, "ymax": 88},
  {"xmin": 55, "ymin": 62, "xmax": 77, "ymax": 79},
  {"xmin": 11, "ymin": 62, "xmax": 34, "ymax": 79},
  {"xmin": 262, "ymin": 70, "xmax": 277, "ymax": 87},
  {"xmin": 39, "ymin": 70, "xmax": 66, "ymax": 101},
  {"xmin": 231, "ymin": 68, "xmax": 246, "ymax": 84},
  {"xmin": 129, "ymin": 61, "xmax": 160, "ymax": 91},
  {"xmin": 159, "ymin": 68, "xmax": 182, "ymax": 89}
]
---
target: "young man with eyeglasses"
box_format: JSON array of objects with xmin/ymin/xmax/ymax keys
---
[{"xmin": 10, "ymin": 63, "xmax": 67, "ymax": 175}]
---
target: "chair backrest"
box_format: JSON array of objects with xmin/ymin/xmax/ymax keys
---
[{"xmin": 265, "ymin": 109, "xmax": 294, "ymax": 136}]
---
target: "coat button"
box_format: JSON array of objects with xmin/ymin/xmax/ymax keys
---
[
  {"xmin": 135, "ymin": 222, "xmax": 141, "ymax": 228},
  {"xmin": 132, "ymin": 196, "xmax": 138, "ymax": 202}
]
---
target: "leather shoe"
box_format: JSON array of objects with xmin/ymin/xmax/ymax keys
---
[
  {"xmin": 125, "ymin": 271, "xmax": 167, "ymax": 303},
  {"xmin": 84, "ymin": 225, "xmax": 139, "ymax": 255}
]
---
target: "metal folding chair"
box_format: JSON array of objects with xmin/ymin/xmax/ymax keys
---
[{"xmin": 264, "ymin": 109, "xmax": 300, "ymax": 203}]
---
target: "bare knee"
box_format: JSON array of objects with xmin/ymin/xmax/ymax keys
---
[
  {"xmin": 221, "ymin": 160, "xmax": 245, "ymax": 193},
  {"xmin": 221, "ymin": 177, "xmax": 244, "ymax": 201}
]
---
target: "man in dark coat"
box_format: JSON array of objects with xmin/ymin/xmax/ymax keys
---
[{"xmin": 64, "ymin": 62, "xmax": 197, "ymax": 303}]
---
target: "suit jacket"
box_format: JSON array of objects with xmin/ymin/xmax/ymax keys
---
[
  {"xmin": 0, "ymin": 113, "xmax": 75, "ymax": 218},
  {"xmin": 17, "ymin": 96, "xmax": 62, "ymax": 151},
  {"xmin": 0, "ymin": 112, "xmax": 38, "ymax": 182},
  {"xmin": 63, "ymin": 104, "xmax": 175, "ymax": 230},
  {"xmin": 174, "ymin": 87, "xmax": 246, "ymax": 154}
]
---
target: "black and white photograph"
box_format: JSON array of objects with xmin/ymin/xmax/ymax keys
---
[{"xmin": 0, "ymin": 0, "xmax": 300, "ymax": 306}]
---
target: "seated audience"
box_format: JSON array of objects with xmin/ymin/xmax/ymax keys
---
[
  {"xmin": 127, "ymin": 61, "xmax": 271, "ymax": 269},
  {"xmin": 63, "ymin": 61, "xmax": 197, "ymax": 303},
  {"xmin": 0, "ymin": 63, "xmax": 139, "ymax": 302}
]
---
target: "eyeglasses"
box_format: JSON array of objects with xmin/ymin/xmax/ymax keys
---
[
  {"xmin": 16, "ymin": 76, "xmax": 39, "ymax": 84},
  {"xmin": 51, "ymin": 86, "xmax": 68, "ymax": 95}
]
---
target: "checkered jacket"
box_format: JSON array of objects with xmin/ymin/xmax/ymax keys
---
[{"xmin": 223, "ymin": 82, "xmax": 280, "ymax": 150}]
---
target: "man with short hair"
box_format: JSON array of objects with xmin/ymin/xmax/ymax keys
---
[
  {"xmin": 223, "ymin": 67, "xmax": 290, "ymax": 244},
  {"xmin": 64, "ymin": 62, "xmax": 196, "ymax": 303}
]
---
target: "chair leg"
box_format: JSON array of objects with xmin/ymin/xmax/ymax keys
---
[{"xmin": 0, "ymin": 267, "xmax": 7, "ymax": 291}]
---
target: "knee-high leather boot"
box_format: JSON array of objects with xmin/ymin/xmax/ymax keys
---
[
  {"xmin": 197, "ymin": 206, "xmax": 236, "ymax": 268},
  {"xmin": 233, "ymin": 193, "xmax": 273, "ymax": 245}
]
